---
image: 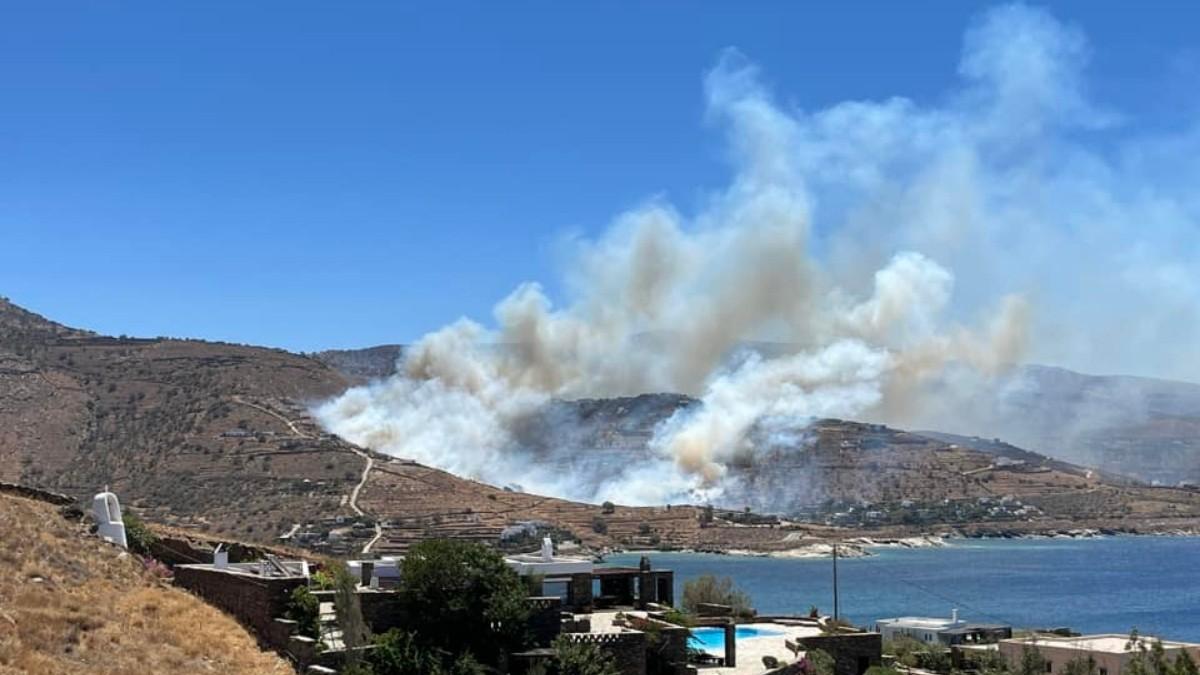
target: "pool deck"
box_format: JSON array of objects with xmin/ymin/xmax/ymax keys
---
[
  {"xmin": 585, "ymin": 612, "xmax": 820, "ymax": 675},
  {"xmin": 695, "ymin": 621, "xmax": 823, "ymax": 675}
]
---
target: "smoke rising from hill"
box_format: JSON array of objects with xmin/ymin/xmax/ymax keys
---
[{"xmin": 316, "ymin": 5, "xmax": 1200, "ymax": 503}]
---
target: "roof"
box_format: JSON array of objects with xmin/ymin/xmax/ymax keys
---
[
  {"xmin": 877, "ymin": 617, "xmax": 965, "ymax": 630},
  {"xmin": 1004, "ymin": 635, "xmax": 1200, "ymax": 654},
  {"xmin": 942, "ymin": 624, "xmax": 1012, "ymax": 635}
]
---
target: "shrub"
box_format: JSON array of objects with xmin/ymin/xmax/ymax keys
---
[
  {"xmin": 681, "ymin": 574, "xmax": 752, "ymax": 616},
  {"xmin": 286, "ymin": 586, "xmax": 320, "ymax": 638},
  {"xmin": 122, "ymin": 511, "xmax": 158, "ymax": 557},
  {"xmin": 601, "ymin": 501, "xmax": 615, "ymax": 514},
  {"xmin": 591, "ymin": 517, "xmax": 608, "ymax": 534},
  {"xmin": 367, "ymin": 629, "xmax": 444, "ymax": 675},
  {"xmin": 805, "ymin": 649, "xmax": 835, "ymax": 675},
  {"xmin": 552, "ymin": 635, "xmax": 620, "ymax": 675}
]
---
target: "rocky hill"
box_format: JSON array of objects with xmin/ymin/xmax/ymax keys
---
[
  {"xmin": 5, "ymin": 297, "xmax": 1200, "ymax": 558},
  {"xmin": 912, "ymin": 365, "xmax": 1200, "ymax": 486},
  {"xmin": 0, "ymin": 297, "xmax": 369, "ymax": 542},
  {"xmin": 310, "ymin": 344, "xmax": 403, "ymax": 384},
  {"xmin": 0, "ymin": 489, "xmax": 289, "ymax": 674}
]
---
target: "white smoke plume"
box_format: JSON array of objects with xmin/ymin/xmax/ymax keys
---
[{"xmin": 316, "ymin": 4, "xmax": 1200, "ymax": 503}]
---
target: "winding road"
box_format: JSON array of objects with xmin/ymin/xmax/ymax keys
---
[{"xmin": 232, "ymin": 395, "xmax": 383, "ymax": 554}]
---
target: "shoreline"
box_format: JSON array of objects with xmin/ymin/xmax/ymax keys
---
[{"xmin": 602, "ymin": 527, "xmax": 1200, "ymax": 560}]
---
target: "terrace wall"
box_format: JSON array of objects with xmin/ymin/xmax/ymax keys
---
[
  {"xmin": 565, "ymin": 631, "xmax": 648, "ymax": 675},
  {"xmin": 794, "ymin": 632, "xmax": 882, "ymax": 675},
  {"xmin": 174, "ymin": 565, "xmax": 305, "ymax": 648}
]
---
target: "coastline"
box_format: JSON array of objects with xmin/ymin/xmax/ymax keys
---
[{"xmin": 601, "ymin": 524, "xmax": 1200, "ymax": 560}]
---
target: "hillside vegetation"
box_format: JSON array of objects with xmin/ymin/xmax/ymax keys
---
[{"xmin": 0, "ymin": 491, "xmax": 289, "ymax": 674}]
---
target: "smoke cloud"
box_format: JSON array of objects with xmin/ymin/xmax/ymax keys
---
[{"xmin": 315, "ymin": 4, "xmax": 1200, "ymax": 504}]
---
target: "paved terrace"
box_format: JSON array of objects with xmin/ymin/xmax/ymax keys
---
[{"xmin": 589, "ymin": 611, "xmax": 822, "ymax": 675}]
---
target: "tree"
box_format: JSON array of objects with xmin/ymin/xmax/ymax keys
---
[
  {"xmin": 681, "ymin": 574, "xmax": 752, "ymax": 616},
  {"xmin": 331, "ymin": 563, "xmax": 370, "ymax": 672},
  {"xmin": 601, "ymin": 501, "xmax": 615, "ymax": 514},
  {"xmin": 398, "ymin": 539, "xmax": 531, "ymax": 667},
  {"xmin": 1173, "ymin": 650, "xmax": 1199, "ymax": 675}
]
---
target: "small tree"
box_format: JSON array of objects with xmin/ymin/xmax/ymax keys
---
[
  {"xmin": 332, "ymin": 563, "xmax": 370, "ymax": 671},
  {"xmin": 398, "ymin": 539, "xmax": 530, "ymax": 667},
  {"xmin": 286, "ymin": 586, "xmax": 320, "ymax": 638},
  {"xmin": 601, "ymin": 501, "xmax": 615, "ymax": 514},
  {"xmin": 1174, "ymin": 651, "xmax": 1199, "ymax": 675},
  {"xmin": 591, "ymin": 517, "xmax": 608, "ymax": 535},
  {"xmin": 681, "ymin": 574, "xmax": 752, "ymax": 616}
]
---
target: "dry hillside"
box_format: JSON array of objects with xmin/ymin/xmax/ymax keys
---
[
  {"xmin": 5, "ymin": 295, "xmax": 1200, "ymax": 559},
  {"xmin": 0, "ymin": 491, "xmax": 289, "ymax": 675}
]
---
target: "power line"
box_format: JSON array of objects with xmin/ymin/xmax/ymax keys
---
[{"xmin": 890, "ymin": 576, "xmax": 1019, "ymax": 627}]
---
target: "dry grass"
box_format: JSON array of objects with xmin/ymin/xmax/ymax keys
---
[{"xmin": 0, "ymin": 493, "xmax": 291, "ymax": 675}]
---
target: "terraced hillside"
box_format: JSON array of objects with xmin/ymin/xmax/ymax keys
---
[
  {"xmin": 0, "ymin": 297, "xmax": 368, "ymax": 541},
  {"xmin": 6, "ymin": 296, "xmax": 1200, "ymax": 559}
]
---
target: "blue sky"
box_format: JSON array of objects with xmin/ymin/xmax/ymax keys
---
[{"xmin": 2, "ymin": 2, "xmax": 1198, "ymax": 352}]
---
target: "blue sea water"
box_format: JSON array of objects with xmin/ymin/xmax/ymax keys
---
[{"xmin": 605, "ymin": 537, "xmax": 1200, "ymax": 641}]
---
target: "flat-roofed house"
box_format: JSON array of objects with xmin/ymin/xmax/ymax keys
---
[
  {"xmin": 876, "ymin": 610, "xmax": 1012, "ymax": 646},
  {"xmin": 999, "ymin": 634, "xmax": 1200, "ymax": 675}
]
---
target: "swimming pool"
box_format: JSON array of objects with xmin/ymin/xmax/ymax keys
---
[{"xmin": 690, "ymin": 625, "xmax": 785, "ymax": 652}]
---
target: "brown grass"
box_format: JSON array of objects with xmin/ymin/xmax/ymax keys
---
[{"xmin": 0, "ymin": 493, "xmax": 291, "ymax": 674}]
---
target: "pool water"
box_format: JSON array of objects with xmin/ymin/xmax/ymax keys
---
[{"xmin": 690, "ymin": 625, "xmax": 784, "ymax": 651}]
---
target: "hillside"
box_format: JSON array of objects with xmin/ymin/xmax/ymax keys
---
[
  {"xmin": 318, "ymin": 344, "xmax": 1200, "ymax": 486},
  {"xmin": 5, "ymin": 297, "xmax": 1200, "ymax": 559},
  {"xmin": 0, "ymin": 297, "xmax": 369, "ymax": 542},
  {"xmin": 310, "ymin": 344, "xmax": 403, "ymax": 384},
  {"xmin": 0, "ymin": 490, "xmax": 289, "ymax": 674}
]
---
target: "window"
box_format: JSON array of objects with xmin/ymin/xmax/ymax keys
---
[
  {"xmin": 1046, "ymin": 662, "xmax": 1053, "ymax": 673},
  {"xmin": 1099, "ymin": 669, "xmax": 1107, "ymax": 675}
]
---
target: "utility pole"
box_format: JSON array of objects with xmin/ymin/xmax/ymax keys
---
[{"xmin": 832, "ymin": 542, "xmax": 840, "ymax": 622}]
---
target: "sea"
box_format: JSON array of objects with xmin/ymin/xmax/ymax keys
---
[{"xmin": 605, "ymin": 536, "xmax": 1200, "ymax": 642}]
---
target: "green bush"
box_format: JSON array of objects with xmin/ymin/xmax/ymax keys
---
[
  {"xmin": 552, "ymin": 635, "xmax": 620, "ymax": 675},
  {"xmin": 286, "ymin": 586, "xmax": 320, "ymax": 639},
  {"xmin": 122, "ymin": 511, "xmax": 158, "ymax": 557},
  {"xmin": 680, "ymin": 574, "xmax": 752, "ymax": 617},
  {"xmin": 397, "ymin": 539, "xmax": 530, "ymax": 667}
]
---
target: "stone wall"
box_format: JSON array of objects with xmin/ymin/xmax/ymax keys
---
[
  {"xmin": 794, "ymin": 632, "xmax": 882, "ymax": 675},
  {"xmin": 174, "ymin": 566, "xmax": 305, "ymax": 648},
  {"xmin": 526, "ymin": 596, "xmax": 563, "ymax": 647},
  {"xmin": 626, "ymin": 615, "xmax": 691, "ymax": 675},
  {"xmin": 568, "ymin": 572, "xmax": 593, "ymax": 611},
  {"xmin": 0, "ymin": 481, "xmax": 74, "ymax": 506},
  {"xmin": 356, "ymin": 589, "xmax": 411, "ymax": 635},
  {"xmin": 565, "ymin": 631, "xmax": 648, "ymax": 675}
]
